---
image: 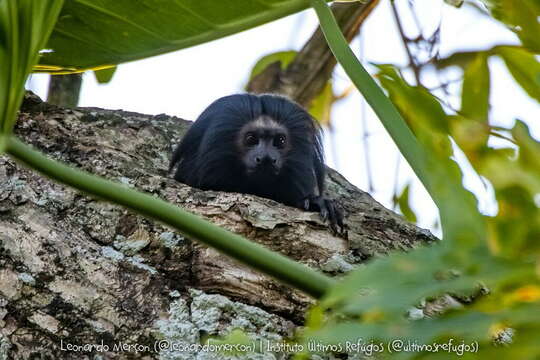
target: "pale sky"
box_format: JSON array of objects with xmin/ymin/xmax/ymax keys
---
[{"xmin": 27, "ymin": 0, "xmax": 539, "ymax": 235}]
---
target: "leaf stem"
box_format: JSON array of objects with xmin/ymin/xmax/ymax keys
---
[{"xmin": 6, "ymin": 136, "xmax": 335, "ymax": 298}]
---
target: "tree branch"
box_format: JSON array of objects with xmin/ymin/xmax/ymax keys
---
[{"xmin": 247, "ymin": 0, "xmax": 380, "ymax": 107}]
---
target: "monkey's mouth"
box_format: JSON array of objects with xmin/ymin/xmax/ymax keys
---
[{"xmin": 246, "ymin": 164, "xmax": 280, "ymax": 176}]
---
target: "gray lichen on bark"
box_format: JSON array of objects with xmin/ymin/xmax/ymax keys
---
[
  {"xmin": 157, "ymin": 289, "xmax": 294, "ymax": 360},
  {"xmin": 0, "ymin": 92, "xmax": 436, "ymax": 359}
]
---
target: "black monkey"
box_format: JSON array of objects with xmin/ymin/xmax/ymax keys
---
[{"xmin": 169, "ymin": 93, "xmax": 345, "ymax": 234}]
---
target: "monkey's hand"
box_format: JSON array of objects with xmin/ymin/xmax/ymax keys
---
[{"xmin": 301, "ymin": 195, "xmax": 347, "ymax": 238}]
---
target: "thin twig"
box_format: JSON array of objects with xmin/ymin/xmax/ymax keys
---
[
  {"xmin": 489, "ymin": 130, "xmax": 517, "ymax": 145},
  {"xmin": 407, "ymin": 0, "xmax": 423, "ymax": 32},
  {"xmin": 390, "ymin": 0, "xmax": 421, "ymax": 85},
  {"xmin": 358, "ymin": 33, "xmax": 375, "ymax": 192}
]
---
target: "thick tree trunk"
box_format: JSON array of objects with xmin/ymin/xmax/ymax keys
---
[
  {"xmin": 0, "ymin": 92, "xmax": 436, "ymax": 360},
  {"xmin": 46, "ymin": 74, "xmax": 83, "ymax": 108}
]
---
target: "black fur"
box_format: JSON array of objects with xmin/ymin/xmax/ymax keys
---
[{"xmin": 170, "ymin": 93, "xmax": 345, "ymax": 234}]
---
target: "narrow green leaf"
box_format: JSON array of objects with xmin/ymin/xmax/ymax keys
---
[
  {"xmin": 512, "ymin": 120, "xmax": 540, "ymax": 173},
  {"xmin": 397, "ymin": 183, "xmax": 417, "ymax": 223},
  {"xmin": 461, "ymin": 53, "xmax": 491, "ymax": 121},
  {"xmin": 434, "ymin": 49, "xmax": 486, "ymax": 70},
  {"xmin": 308, "ymin": 0, "xmax": 432, "ymax": 197},
  {"xmin": 375, "ymin": 65, "xmax": 452, "ymax": 157},
  {"xmin": 0, "ymin": 0, "xmax": 64, "ymax": 142},
  {"xmin": 309, "ymin": 0, "xmax": 486, "ymax": 245},
  {"xmin": 497, "ymin": 46, "xmax": 540, "ymax": 103},
  {"xmin": 308, "ymin": 81, "xmax": 334, "ymax": 126}
]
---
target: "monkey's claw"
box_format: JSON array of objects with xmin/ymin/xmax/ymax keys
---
[{"xmin": 303, "ymin": 195, "xmax": 347, "ymax": 237}]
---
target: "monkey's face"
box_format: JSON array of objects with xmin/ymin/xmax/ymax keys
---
[{"xmin": 237, "ymin": 117, "xmax": 290, "ymax": 177}]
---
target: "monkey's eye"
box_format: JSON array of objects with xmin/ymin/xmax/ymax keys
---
[
  {"xmin": 244, "ymin": 133, "xmax": 258, "ymax": 146},
  {"xmin": 274, "ymin": 135, "xmax": 286, "ymax": 148}
]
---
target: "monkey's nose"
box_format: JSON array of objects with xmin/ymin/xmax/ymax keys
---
[
  {"xmin": 254, "ymin": 156, "xmax": 274, "ymax": 164},
  {"xmin": 253, "ymin": 155, "xmax": 278, "ymax": 168}
]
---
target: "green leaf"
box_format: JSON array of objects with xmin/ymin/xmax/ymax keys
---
[
  {"xmin": 512, "ymin": 120, "xmax": 540, "ymax": 174},
  {"xmin": 375, "ymin": 65, "xmax": 452, "ymax": 157},
  {"xmin": 308, "ymin": 81, "xmax": 334, "ymax": 126},
  {"xmin": 93, "ymin": 65, "xmax": 117, "ymax": 84},
  {"xmin": 305, "ymin": 303, "xmax": 540, "ymax": 358},
  {"xmin": 248, "ymin": 50, "xmax": 297, "ymax": 80},
  {"xmin": 433, "ymin": 45, "xmax": 520, "ymax": 70},
  {"xmin": 480, "ymin": 0, "xmax": 540, "ymax": 52},
  {"xmin": 487, "ymin": 186, "xmax": 540, "ymax": 258},
  {"xmin": 477, "ymin": 121, "xmax": 540, "ymax": 258},
  {"xmin": 502, "ymin": 0, "xmax": 540, "ymax": 52},
  {"xmin": 0, "ymin": 0, "xmax": 64, "ymax": 140},
  {"xmin": 434, "ymin": 49, "xmax": 488, "ymax": 70},
  {"xmin": 461, "ymin": 53, "xmax": 490, "ymax": 121},
  {"xmin": 497, "ymin": 46, "xmax": 540, "ymax": 103},
  {"xmin": 37, "ymin": 1, "xmax": 317, "ymax": 73},
  {"xmin": 481, "ymin": 148, "xmax": 540, "ymax": 196},
  {"xmin": 309, "ymin": 243, "xmax": 538, "ymax": 354},
  {"xmin": 449, "ymin": 114, "xmax": 489, "ymax": 163},
  {"xmin": 396, "ymin": 183, "xmax": 417, "ymax": 223}
]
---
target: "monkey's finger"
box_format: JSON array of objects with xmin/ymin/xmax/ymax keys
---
[
  {"xmin": 336, "ymin": 211, "xmax": 348, "ymax": 239},
  {"xmin": 324, "ymin": 199, "xmax": 340, "ymax": 235},
  {"xmin": 320, "ymin": 206, "xmax": 329, "ymax": 222},
  {"xmin": 303, "ymin": 198, "xmax": 310, "ymax": 211},
  {"xmin": 315, "ymin": 197, "xmax": 329, "ymax": 221},
  {"xmin": 335, "ymin": 206, "xmax": 345, "ymax": 231}
]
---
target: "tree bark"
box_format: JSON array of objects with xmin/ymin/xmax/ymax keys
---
[
  {"xmin": 0, "ymin": 92, "xmax": 436, "ymax": 360},
  {"xmin": 0, "ymin": 4, "xmax": 436, "ymax": 358},
  {"xmin": 47, "ymin": 74, "xmax": 83, "ymax": 108},
  {"xmin": 0, "ymin": 4, "xmax": 444, "ymax": 359}
]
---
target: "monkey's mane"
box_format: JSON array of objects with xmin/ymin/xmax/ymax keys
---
[{"xmin": 171, "ymin": 93, "xmax": 325, "ymax": 205}]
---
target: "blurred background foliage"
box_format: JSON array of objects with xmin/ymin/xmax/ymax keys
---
[
  {"xmin": 299, "ymin": 0, "xmax": 540, "ymax": 358},
  {"xmin": 1, "ymin": 0, "xmax": 539, "ymax": 358}
]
